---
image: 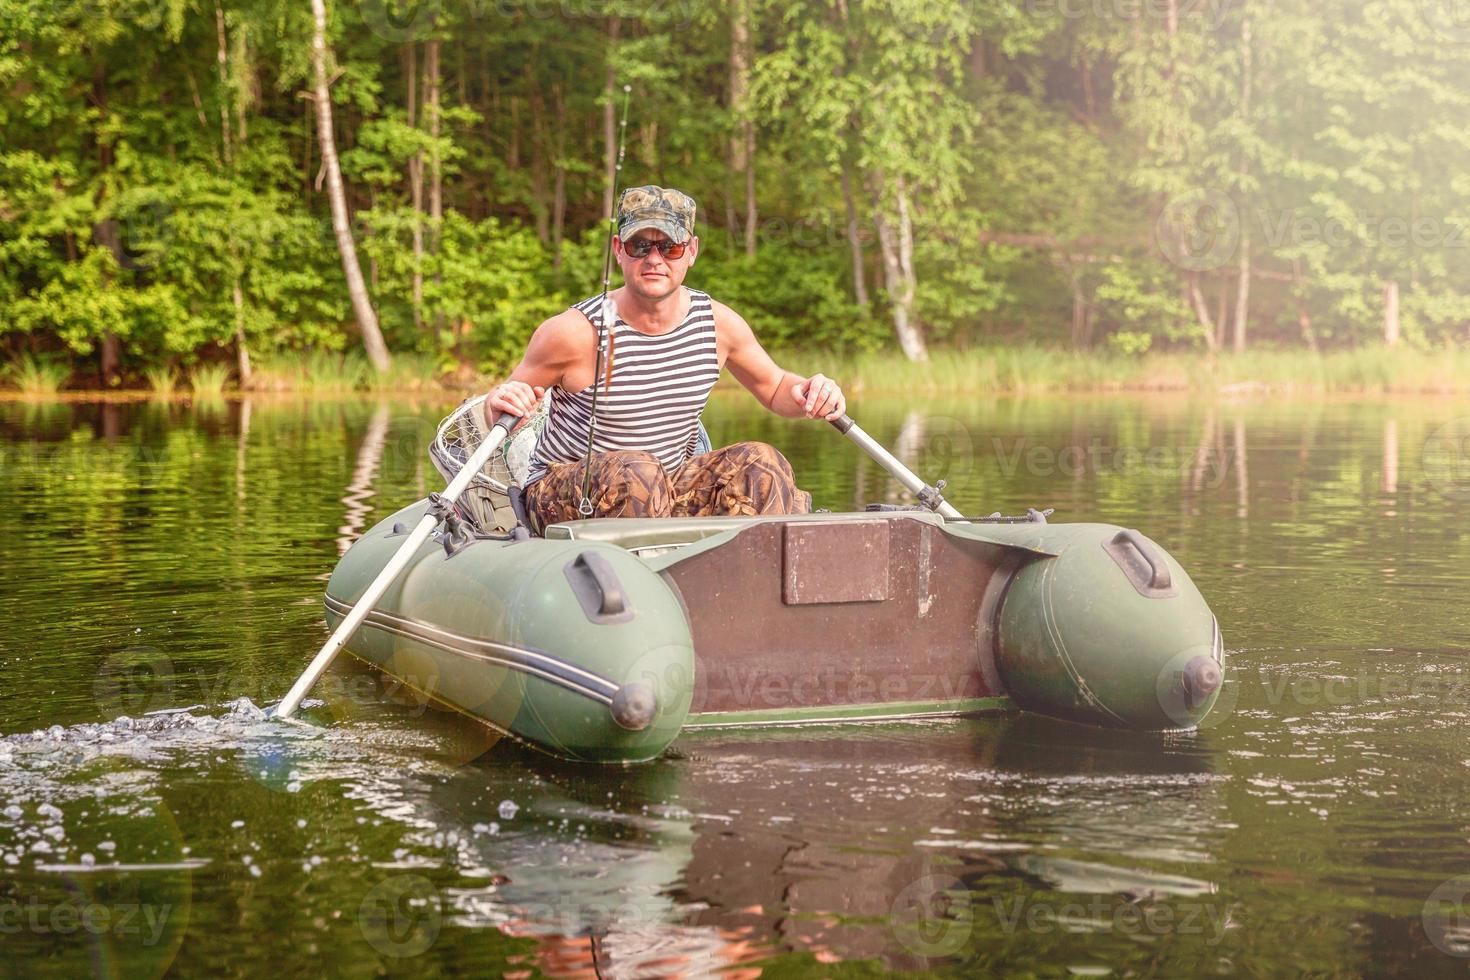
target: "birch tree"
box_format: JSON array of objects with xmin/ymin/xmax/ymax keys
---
[{"xmin": 310, "ymin": 0, "xmax": 390, "ymax": 372}]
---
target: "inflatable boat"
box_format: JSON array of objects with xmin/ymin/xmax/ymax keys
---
[{"xmin": 315, "ymin": 399, "xmax": 1224, "ymax": 763}]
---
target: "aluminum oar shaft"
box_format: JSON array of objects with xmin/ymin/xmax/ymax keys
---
[
  {"xmin": 274, "ymin": 412, "xmax": 517, "ymax": 719},
  {"xmin": 830, "ymin": 414, "xmax": 964, "ymax": 520}
]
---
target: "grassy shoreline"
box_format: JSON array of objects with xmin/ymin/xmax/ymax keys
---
[
  {"xmin": 787, "ymin": 346, "xmax": 1470, "ymax": 397},
  {"xmin": 4, "ymin": 345, "xmax": 1470, "ymax": 399}
]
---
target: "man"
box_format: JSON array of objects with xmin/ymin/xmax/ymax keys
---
[{"xmin": 487, "ymin": 185, "xmax": 846, "ymax": 534}]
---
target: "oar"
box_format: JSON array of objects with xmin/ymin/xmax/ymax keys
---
[
  {"xmin": 830, "ymin": 414, "xmax": 965, "ymax": 520},
  {"xmin": 273, "ymin": 410, "xmax": 519, "ymax": 720}
]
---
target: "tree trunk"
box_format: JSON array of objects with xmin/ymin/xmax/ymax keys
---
[
  {"xmin": 1297, "ymin": 304, "xmax": 1317, "ymax": 351},
  {"xmin": 234, "ymin": 277, "xmax": 252, "ymax": 386},
  {"xmin": 968, "ymin": 36, "xmax": 987, "ymax": 80},
  {"xmin": 218, "ymin": 5, "xmax": 251, "ymax": 388},
  {"xmin": 551, "ymin": 85, "xmax": 567, "ymax": 269},
  {"xmin": 427, "ymin": 39, "xmax": 442, "ymax": 245},
  {"xmin": 302, "ymin": 96, "xmax": 313, "ymax": 202},
  {"xmin": 426, "ymin": 37, "xmax": 443, "ymax": 336},
  {"xmin": 873, "ymin": 174, "xmax": 926, "ymax": 362},
  {"xmin": 1215, "ymin": 274, "xmax": 1228, "ymax": 349},
  {"xmin": 214, "ymin": 0, "xmax": 233, "ymax": 166},
  {"xmin": 405, "ymin": 43, "xmax": 424, "ymax": 333},
  {"xmin": 1187, "ymin": 273, "xmax": 1218, "ymax": 352},
  {"xmin": 310, "ymin": 0, "xmax": 390, "ymax": 372},
  {"xmin": 729, "ymin": 0, "xmax": 756, "ymax": 257},
  {"xmin": 552, "ymin": 165, "xmax": 567, "ymax": 268},
  {"xmin": 1383, "ymin": 279, "xmax": 1400, "ymax": 347},
  {"xmin": 455, "ymin": 43, "xmax": 466, "ymax": 109},
  {"xmin": 640, "ymin": 119, "xmax": 658, "ymax": 172},
  {"xmin": 1070, "ymin": 274, "xmax": 1093, "ymax": 349},
  {"xmin": 840, "ymin": 159, "xmax": 868, "ymax": 306},
  {"xmin": 508, "ymin": 93, "xmax": 520, "ymax": 170},
  {"xmin": 91, "ymin": 221, "xmax": 122, "ymax": 382},
  {"xmin": 233, "ymin": 22, "xmax": 250, "ymax": 144},
  {"xmin": 742, "ymin": 125, "xmax": 757, "ymax": 257},
  {"xmin": 602, "ymin": 16, "xmax": 621, "ymax": 219},
  {"xmin": 1080, "ymin": 57, "xmax": 1096, "ymax": 123},
  {"xmin": 723, "ymin": 171, "xmax": 739, "ymax": 251},
  {"xmin": 528, "ymin": 82, "xmax": 551, "ymax": 245},
  {"xmin": 99, "ymin": 332, "xmax": 121, "ymax": 388},
  {"xmin": 1232, "ymin": 223, "xmax": 1250, "ymax": 354},
  {"xmin": 1231, "ymin": 14, "xmax": 1252, "ymax": 355},
  {"xmin": 1292, "ymin": 258, "xmax": 1317, "ymax": 352},
  {"xmin": 90, "ymin": 64, "xmax": 123, "ymax": 388}
]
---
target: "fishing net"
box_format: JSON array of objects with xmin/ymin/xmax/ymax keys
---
[
  {"xmin": 429, "ymin": 391, "xmax": 713, "ymax": 531},
  {"xmin": 429, "ymin": 393, "xmax": 547, "ymax": 531}
]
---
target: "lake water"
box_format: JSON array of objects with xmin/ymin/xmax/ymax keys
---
[{"xmin": 1, "ymin": 392, "xmax": 1468, "ymax": 977}]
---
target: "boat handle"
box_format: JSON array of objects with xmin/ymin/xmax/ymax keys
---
[
  {"xmin": 565, "ymin": 551, "xmax": 634, "ymax": 624},
  {"xmin": 1104, "ymin": 529, "xmax": 1174, "ymax": 595}
]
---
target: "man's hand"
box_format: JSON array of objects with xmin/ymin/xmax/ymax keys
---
[
  {"xmin": 791, "ymin": 373, "xmax": 846, "ymax": 421},
  {"xmin": 486, "ymin": 380, "xmax": 545, "ymax": 427}
]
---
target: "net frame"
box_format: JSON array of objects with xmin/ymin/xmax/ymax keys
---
[
  {"xmin": 430, "ymin": 394, "xmax": 508, "ymax": 491},
  {"xmin": 430, "ymin": 394, "xmax": 545, "ymax": 530}
]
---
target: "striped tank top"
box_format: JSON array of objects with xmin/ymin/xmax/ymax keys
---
[{"xmin": 524, "ymin": 288, "xmax": 721, "ymax": 487}]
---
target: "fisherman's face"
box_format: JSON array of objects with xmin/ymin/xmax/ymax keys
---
[{"xmin": 615, "ymin": 228, "xmax": 697, "ymax": 302}]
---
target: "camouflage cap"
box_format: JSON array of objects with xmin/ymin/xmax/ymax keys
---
[{"xmin": 616, "ymin": 185, "xmax": 697, "ymax": 244}]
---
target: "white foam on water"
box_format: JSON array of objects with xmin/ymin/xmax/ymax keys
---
[{"xmin": 0, "ymin": 697, "xmax": 450, "ymax": 873}]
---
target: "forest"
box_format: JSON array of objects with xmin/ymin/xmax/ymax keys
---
[{"xmin": 2, "ymin": 0, "xmax": 1469, "ymax": 389}]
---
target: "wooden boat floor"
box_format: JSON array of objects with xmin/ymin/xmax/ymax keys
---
[{"xmin": 611, "ymin": 515, "xmax": 1012, "ymax": 717}]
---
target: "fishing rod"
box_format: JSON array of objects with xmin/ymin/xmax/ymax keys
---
[{"xmin": 578, "ymin": 83, "xmax": 633, "ymax": 517}]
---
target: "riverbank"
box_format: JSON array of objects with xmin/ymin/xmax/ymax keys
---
[
  {"xmin": 790, "ymin": 345, "xmax": 1470, "ymax": 396},
  {"xmin": 5, "ymin": 345, "xmax": 1470, "ymax": 399}
]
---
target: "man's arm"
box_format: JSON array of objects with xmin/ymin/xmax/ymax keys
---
[
  {"xmin": 486, "ymin": 309, "xmax": 591, "ymax": 422},
  {"xmin": 716, "ymin": 301, "xmax": 846, "ymax": 421}
]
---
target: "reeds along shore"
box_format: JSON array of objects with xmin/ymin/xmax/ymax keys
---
[
  {"xmin": 784, "ymin": 346, "xmax": 1470, "ymax": 397},
  {"xmin": 4, "ymin": 346, "xmax": 1470, "ymax": 399}
]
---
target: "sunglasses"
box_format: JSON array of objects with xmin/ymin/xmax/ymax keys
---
[{"xmin": 622, "ymin": 237, "xmax": 689, "ymax": 260}]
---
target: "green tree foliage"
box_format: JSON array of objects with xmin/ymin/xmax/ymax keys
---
[{"xmin": 2, "ymin": 0, "xmax": 1469, "ymax": 385}]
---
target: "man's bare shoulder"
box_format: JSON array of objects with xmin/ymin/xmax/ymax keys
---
[
  {"xmin": 708, "ymin": 298, "xmax": 754, "ymax": 337},
  {"xmin": 528, "ymin": 307, "xmax": 596, "ymax": 357},
  {"xmin": 540, "ymin": 306, "xmax": 598, "ymax": 340}
]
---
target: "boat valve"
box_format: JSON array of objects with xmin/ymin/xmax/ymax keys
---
[
  {"xmin": 609, "ymin": 683, "xmax": 657, "ymax": 731},
  {"xmin": 1180, "ymin": 654, "xmax": 1223, "ymax": 709}
]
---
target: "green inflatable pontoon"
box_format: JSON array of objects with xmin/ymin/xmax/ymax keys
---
[{"xmin": 322, "ymin": 400, "xmax": 1225, "ymax": 764}]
